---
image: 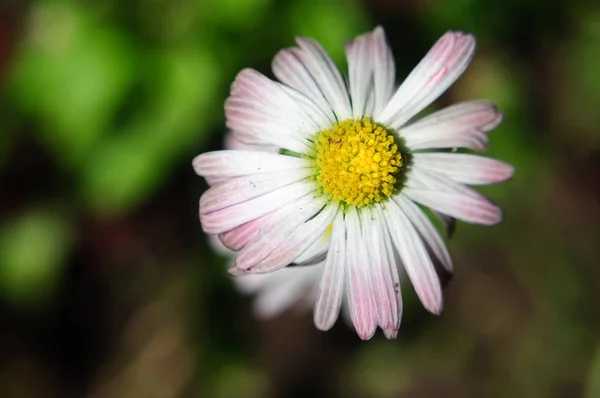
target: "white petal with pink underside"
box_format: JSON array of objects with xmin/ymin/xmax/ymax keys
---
[
  {"xmin": 400, "ymin": 100, "xmax": 502, "ymax": 151},
  {"xmin": 379, "ymin": 32, "xmax": 476, "ymax": 129},
  {"xmin": 413, "ymin": 153, "xmax": 514, "ymax": 185},
  {"xmin": 384, "ymin": 199, "xmax": 443, "ymax": 315},
  {"xmin": 314, "ymin": 211, "xmax": 346, "ymax": 331},
  {"xmin": 345, "ymin": 207, "xmax": 377, "ymax": 340}
]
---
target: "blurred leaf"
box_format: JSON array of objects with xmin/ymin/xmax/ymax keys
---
[
  {"xmin": 213, "ymin": 361, "xmax": 268, "ymax": 398},
  {"xmin": 586, "ymin": 344, "xmax": 600, "ymax": 398},
  {"xmin": 0, "ymin": 208, "xmax": 75, "ymax": 306},
  {"xmin": 202, "ymin": 0, "xmax": 274, "ymax": 30},
  {"xmin": 0, "ymin": 110, "xmax": 15, "ymax": 169},
  {"xmin": 8, "ymin": 1, "xmax": 135, "ymax": 168},
  {"xmin": 81, "ymin": 46, "xmax": 222, "ymax": 216}
]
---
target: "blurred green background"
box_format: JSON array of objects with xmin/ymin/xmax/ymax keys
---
[{"xmin": 1, "ymin": 0, "xmax": 599, "ymax": 397}]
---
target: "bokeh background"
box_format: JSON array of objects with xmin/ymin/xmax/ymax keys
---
[{"xmin": 1, "ymin": 0, "xmax": 600, "ymax": 397}]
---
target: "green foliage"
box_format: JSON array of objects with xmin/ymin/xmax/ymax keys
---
[{"xmin": 0, "ymin": 208, "xmax": 74, "ymax": 306}]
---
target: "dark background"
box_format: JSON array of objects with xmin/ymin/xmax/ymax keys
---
[{"xmin": 1, "ymin": 0, "xmax": 599, "ymax": 397}]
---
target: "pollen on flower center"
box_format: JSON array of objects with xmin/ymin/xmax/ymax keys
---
[{"xmin": 314, "ymin": 118, "xmax": 404, "ymax": 207}]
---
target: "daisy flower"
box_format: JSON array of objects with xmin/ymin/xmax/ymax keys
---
[{"xmin": 193, "ymin": 27, "xmax": 514, "ymax": 339}]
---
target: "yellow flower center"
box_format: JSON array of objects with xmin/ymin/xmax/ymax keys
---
[{"xmin": 314, "ymin": 118, "xmax": 404, "ymax": 207}]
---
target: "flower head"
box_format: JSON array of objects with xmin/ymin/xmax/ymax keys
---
[{"xmin": 193, "ymin": 27, "xmax": 514, "ymax": 339}]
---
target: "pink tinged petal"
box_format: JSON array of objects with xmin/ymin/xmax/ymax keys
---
[
  {"xmin": 379, "ymin": 32, "xmax": 476, "ymax": 130},
  {"xmin": 404, "ymin": 168, "xmax": 503, "ymax": 226},
  {"xmin": 204, "ymin": 175, "xmax": 229, "ymax": 187},
  {"xmin": 394, "ymin": 194, "xmax": 453, "ymax": 272},
  {"xmin": 293, "ymin": 225, "xmax": 331, "ymax": 265},
  {"xmin": 314, "ymin": 212, "xmax": 346, "ymax": 331},
  {"xmin": 272, "ymin": 49, "xmax": 336, "ymax": 121},
  {"xmin": 192, "ymin": 150, "xmax": 312, "ymax": 179},
  {"xmin": 280, "ymin": 85, "xmax": 335, "ymax": 130},
  {"xmin": 200, "ymin": 180, "xmax": 316, "ymax": 235},
  {"xmin": 413, "ymin": 153, "xmax": 515, "ymax": 185},
  {"xmin": 279, "ymin": 38, "xmax": 352, "ymax": 120},
  {"xmin": 224, "ymin": 131, "xmax": 280, "ymax": 153},
  {"xmin": 400, "ymin": 101, "xmax": 502, "ymax": 151},
  {"xmin": 234, "ymin": 195, "xmax": 327, "ymax": 270},
  {"xmin": 226, "ymin": 99, "xmax": 312, "ymax": 153},
  {"xmin": 200, "ymin": 168, "xmax": 313, "ymax": 215},
  {"xmin": 371, "ymin": 26, "xmax": 396, "ymax": 118},
  {"xmin": 226, "ymin": 69, "xmax": 320, "ymax": 152},
  {"xmin": 384, "ymin": 201, "xmax": 443, "ymax": 315},
  {"xmin": 219, "ymin": 211, "xmax": 277, "ymax": 251},
  {"xmin": 345, "ymin": 207, "xmax": 377, "ymax": 340},
  {"xmin": 346, "ymin": 32, "xmax": 373, "ymax": 119},
  {"xmin": 239, "ymin": 202, "xmax": 339, "ymax": 273},
  {"xmin": 363, "ymin": 207, "xmax": 401, "ymax": 337}
]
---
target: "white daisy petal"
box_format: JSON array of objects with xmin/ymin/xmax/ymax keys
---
[
  {"xmin": 404, "ymin": 168, "xmax": 503, "ymax": 225},
  {"xmin": 346, "ymin": 32, "xmax": 373, "ymax": 119},
  {"xmin": 371, "ymin": 26, "xmax": 396, "ymax": 118},
  {"xmin": 379, "ymin": 31, "xmax": 476, "ymax": 129},
  {"xmin": 234, "ymin": 194, "xmax": 327, "ymax": 270},
  {"xmin": 385, "ymin": 200, "xmax": 443, "ymax": 315},
  {"xmin": 413, "ymin": 153, "xmax": 515, "ymax": 185},
  {"xmin": 394, "ymin": 194, "xmax": 453, "ymax": 272},
  {"xmin": 272, "ymin": 49, "xmax": 336, "ymax": 121},
  {"xmin": 277, "ymin": 38, "xmax": 352, "ymax": 120},
  {"xmin": 314, "ymin": 212, "xmax": 346, "ymax": 331},
  {"xmin": 345, "ymin": 207, "xmax": 377, "ymax": 340},
  {"xmin": 200, "ymin": 181, "xmax": 316, "ymax": 235},
  {"xmin": 243, "ymin": 202, "xmax": 339, "ymax": 273},
  {"xmin": 400, "ymin": 100, "xmax": 502, "ymax": 151},
  {"xmin": 200, "ymin": 169, "xmax": 313, "ymax": 215},
  {"xmin": 226, "ymin": 69, "xmax": 322, "ymax": 151},
  {"xmin": 293, "ymin": 225, "xmax": 331, "ymax": 265},
  {"xmin": 192, "ymin": 150, "xmax": 311, "ymax": 179},
  {"xmin": 364, "ymin": 207, "xmax": 401, "ymax": 338},
  {"xmin": 219, "ymin": 211, "xmax": 276, "ymax": 251}
]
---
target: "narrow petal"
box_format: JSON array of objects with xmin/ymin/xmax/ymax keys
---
[
  {"xmin": 224, "ymin": 131, "xmax": 279, "ymax": 153},
  {"xmin": 192, "ymin": 150, "xmax": 311, "ymax": 179},
  {"xmin": 400, "ymin": 101, "xmax": 502, "ymax": 151},
  {"xmin": 363, "ymin": 207, "xmax": 401, "ymax": 337},
  {"xmin": 384, "ymin": 201, "xmax": 443, "ymax": 315},
  {"xmin": 371, "ymin": 26, "xmax": 396, "ymax": 117},
  {"xmin": 404, "ymin": 168, "xmax": 503, "ymax": 225},
  {"xmin": 346, "ymin": 27, "xmax": 396, "ymax": 119},
  {"xmin": 413, "ymin": 153, "xmax": 514, "ymax": 185},
  {"xmin": 240, "ymin": 202, "xmax": 339, "ymax": 273},
  {"xmin": 219, "ymin": 211, "xmax": 278, "ymax": 251},
  {"xmin": 272, "ymin": 49, "xmax": 336, "ymax": 121},
  {"xmin": 379, "ymin": 31, "xmax": 476, "ymax": 130},
  {"xmin": 394, "ymin": 194, "xmax": 453, "ymax": 272},
  {"xmin": 345, "ymin": 207, "xmax": 377, "ymax": 340},
  {"xmin": 293, "ymin": 224, "xmax": 332, "ymax": 265},
  {"xmin": 314, "ymin": 212, "xmax": 346, "ymax": 331},
  {"xmin": 226, "ymin": 69, "xmax": 322, "ymax": 152},
  {"xmin": 273, "ymin": 38, "xmax": 352, "ymax": 120},
  {"xmin": 234, "ymin": 195, "xmax": 327, "ymax": 270},
  {"xmin": 200, "ymin": 180, "xmax": 316, "ymax": 234},
  {"xmin": 346, "ymin": 32, "xmax": 372, "ymax": 119},
  {"xmin": 200, "ymin": 168, "xmax": 313, "ymax": 215}
]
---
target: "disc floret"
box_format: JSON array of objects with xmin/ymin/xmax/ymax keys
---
[{"xmin": 314, "ymin": 118, "xmax": 404, "ymax": 207}]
